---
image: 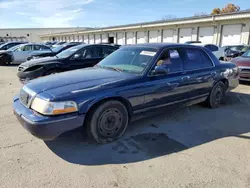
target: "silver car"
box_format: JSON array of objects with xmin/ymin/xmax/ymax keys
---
[{"xmin": 10, "ymin": 43, "xmax": 52, "ymax": 64}]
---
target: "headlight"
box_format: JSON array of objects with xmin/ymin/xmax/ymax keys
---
[{"xmin": 31, "ymin": 97, "xmax": 78, "ymax": 115}]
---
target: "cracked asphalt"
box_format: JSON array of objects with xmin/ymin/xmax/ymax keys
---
[{"xmin": 1, "ymin": 66, "xmax": 250, "ymax": 188}]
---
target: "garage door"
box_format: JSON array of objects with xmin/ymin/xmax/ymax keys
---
[
  {"xmin": 101, "ymin": 34, "xmax": 108, "ymax": 43},
  {"xmin": 179, "ymin": 28, "xmax": 192, "ymax": 43},
  {"xmin": 198, "ymin": 27, "xmax": 214, "ymax": 44},
  {"xmin": 95, "ymin": 34, "xmax": 101, "ymax": 44},
  {"xmin": 84, "ymin": 35, "xmax": 89, "ymax": 44},
  {"xmin": 117, "ymin": 33, "xmax": 125, "ymax": 45},
  {"xmin": 137, "ymin": 31, "xmax": 145, "ymax": 44},
  {"xmin": 221, "ymin": 24, "xmax": 242, "ymax": 46},
  {"xmin": 149, "ymin": 30, "xmax": 158, "ymax": 43},
  {"xmin": 163, "ymin": 29, "xmax": 174, "ymax": 42},
  {"xmin": 89, "ymin": 35, "xmax": 94, "ymax": 44},
  {"xmin": 126, "ymin": 32, "xmax": 134, "ymax": 44}
]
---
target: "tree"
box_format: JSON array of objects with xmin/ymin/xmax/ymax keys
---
[
  {"xmin": 211, "ymin": 4, "xmax": 240, "ymax": 15},
  {"xmin": 211, "ymin": 8, "xmax": 221, "ymax": 15},
  {"xmin": 221, "ymin": 3, "xmax": 240, "ymax": 13}
]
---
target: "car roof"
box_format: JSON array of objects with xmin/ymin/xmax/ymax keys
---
[
  {"xmin": 4, "ymin": 41, "xmax": 26, "ymax": 44},
  {"xmin": 121, "ymin": 43, "xmax": 203, "ymax": 50}
]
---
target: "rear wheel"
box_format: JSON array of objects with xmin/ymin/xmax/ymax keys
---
[
  {"xmin": 86, "ymin": 100, "xmax": 129, "ymax": 144},
  {"xmin": 206, "ymin": 81, "xmax": 226, "ymax": 108}
]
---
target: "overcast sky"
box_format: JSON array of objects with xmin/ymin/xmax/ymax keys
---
[{"xmin": 0, "ymin": 0, "xmax": 249, "ymax": 28}]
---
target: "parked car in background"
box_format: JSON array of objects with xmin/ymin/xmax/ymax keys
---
[
  {"xmin": 191, "ymin": 43, "xmax": 225, "ymax": 60},
  {"xmin": 44, "ymin": 41, "xmax": 57, "ymax": 47},
  {"xmin": 0, "ymin": 43, "xmax": 51, "ymax": 65},
  {"xmin": 52, "ymin": 42, "xmax": 67, "ymax": 48},
  {"xmin": 231, "ymin": 49, "xmax": 250, "ymax": 81},
  {"xmin": 13, "ymin": 43, "xmax": 239, "ymax": 143},
  {"xmin": 0, "ymin": 41, "xmax": 26, "ymax": 51},
  {"xmin": 17, "ymin": 44, "xmax": 119, "ymax": 82},
  {"xmin": 185, "ymin": 41, "xmax": 202, "ymax": 44},
  {"xmin": 27, "ymin": 43, "xmax": 80, "ymax": 61},
  {"xmin": 68, "ymin": 42, "xmax": 84, "ymax": 45},
  {"xmin": 224, "ymin": 45, "xmax": 250, "ymax": 61},
  {"xmin": 0, "ymin": 42, "xmax": 5, "ymax": 45}
]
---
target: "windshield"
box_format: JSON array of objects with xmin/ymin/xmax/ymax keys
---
[
  {"xmin": 56, "ymin": 45, "xmax": 85, "ymax": 58},
  {"xmin": 97, "ymin": 47, "xmax": 158, "ymax": 74},
  {"xmin": 0, "ymin": 43, "xmax": 5, "ymax": 49},
  {"xmin": 52, "ymin": 45, "xmax": 64, "ymax": 53},
  {"xmin": 242, "ymin": 50, "xmax": 250, "ymax": 57},
  {"xmin": 7, "ymin": 44, "xmax": 22, "ymax": 51}
]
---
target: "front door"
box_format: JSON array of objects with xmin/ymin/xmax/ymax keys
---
[
  {"xmin": 143, "ymin": 48, "xmax": 191, "ymax": 110},
  {"xmin": 13, "ymin": 44, "xmax": 33, "ymax": 63}
]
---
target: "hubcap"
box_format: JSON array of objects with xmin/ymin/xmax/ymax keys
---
[
  {"xmin": 214, "ymin": 86, "xmax": 223, "ymax": 104},
  {"xmin": 98, "ymin": 108, "xmax": 123, "ymax": 137}
]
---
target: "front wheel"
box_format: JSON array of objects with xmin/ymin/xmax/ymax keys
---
[
  {"xmin": 206, "ymin": 81, "xmax": 226, "ymax": 108},
  {"xmin": 0, "ymin": 55, "xmax": 10, "ymax": 66},
  {"xmin": 86, "ymin": 100, "xmax": 129, "ymax": 144}
]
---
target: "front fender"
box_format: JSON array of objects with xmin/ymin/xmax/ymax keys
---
[{"xmin": 78, "ymin": 94, "xmax": 131, "ymax": 115}]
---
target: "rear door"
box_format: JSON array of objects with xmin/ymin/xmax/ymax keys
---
[
  {"xmin": 179, "ymin": 47, "xmax": 216, "ymax": 98},
  {"xmin": 68, "ymin": 46, "xmax": 103, "ymax": 70}
]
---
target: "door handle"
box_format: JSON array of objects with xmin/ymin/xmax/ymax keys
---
[{"xmin": 181, "ymin": 76, "xmax": 190, "ymax": 82}]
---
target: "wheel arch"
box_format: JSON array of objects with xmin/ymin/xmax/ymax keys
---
[
  {"xmin": 215, "ymin": 78, "xmax": 228, "ymax": 90},
  {"xmin": 84, "ymin": 96, "xmax": 133, "ymax": 124}
]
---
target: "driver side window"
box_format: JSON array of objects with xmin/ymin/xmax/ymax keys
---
[
  {"xmin": 153, "ymin": 48, "xmax": 183, "ymax": 74},
  {"xmin": 22, "ymin": 45, "xmax": 33, "ymax": 51}
]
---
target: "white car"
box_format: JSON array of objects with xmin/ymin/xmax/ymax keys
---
[
  {"xmin": 190, "ymin": 43, "xmax": 225, "ymax": 60},
  {"xmin": 9, "ymin": 43, "xmax": 52, "ymax": 64}
]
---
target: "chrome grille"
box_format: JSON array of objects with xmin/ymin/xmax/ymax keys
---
[
  {"xmin": 19, "ymin": 89, "xmax": 32, "ymax": 107},
  {"xmin": 240, "ymin": 69, "xmax": 250, "ymax": 74}
]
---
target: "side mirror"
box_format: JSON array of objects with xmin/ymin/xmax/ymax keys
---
[
  {"xmin": 72, "ymin": 54, "xmax": 80, "ymax": 60},
  {"xmin": 153, "ymin": 66, "xmax": 169, "ymax": 75}
]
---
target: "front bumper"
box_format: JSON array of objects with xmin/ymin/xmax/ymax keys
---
[
  {"xmin": 239, "ymin": 67, "xmax": 250, "ymax": 81},
  {"xmin": 228, "ymin": 78, "xmax": 239, "ymax": 91},
  {"xmin": 13, "ymin": 96, "xmax": 85, "ymax": 140}
]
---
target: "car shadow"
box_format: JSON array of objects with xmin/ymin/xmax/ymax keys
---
[{"xmin": 45, "ymin": 91, "xmax": 250, "ymax": 165}]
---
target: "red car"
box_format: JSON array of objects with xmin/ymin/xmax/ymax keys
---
[{"xmin": 231, "ymin": 50, "xmax": 250, "ymax": 81}]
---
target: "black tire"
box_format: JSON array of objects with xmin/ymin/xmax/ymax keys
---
[
  {"xmin": 44, "ymin": 69, "xmax": 61, "ymax": 76},
  {"xmin": 86, "ymin": 100, "xmax": 129, "ymax": 144},
  {"xmin": 0, "ymin": 55, "xmax": 10, "ymax": 66},
  {"xmin": 206, "ymin": 81, "xmax": 226, "ymax": 108}
]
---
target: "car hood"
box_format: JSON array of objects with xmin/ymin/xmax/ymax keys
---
[
  {"xmin": 25, "ymin": 67, "xmax": 138, "ymax": 98},
  {"xmin": 231, "ymin": 57, "xmax": 250, "ymax": 67},
  {"xmin": 21, "ymin": 56, "xmax": 60, "ymax": 67}
]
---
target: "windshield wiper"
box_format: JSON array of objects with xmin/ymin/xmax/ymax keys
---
[{"xmin": 96, "ymin": 65, "xmax": 123, "ymax": 72}]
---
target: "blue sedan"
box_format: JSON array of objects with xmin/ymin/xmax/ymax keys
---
[{"xmin": 13, "ymin": 43, "xmax": 239, "ymax": 143}]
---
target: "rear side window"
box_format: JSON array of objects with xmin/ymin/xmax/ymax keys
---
[
  {"xmin": 34, "ymin": 45, "xmax": 50, "ymax": 51},
  {"xmin": 182, "ymin": 48, "xmax": 213, "ymax": 70}
]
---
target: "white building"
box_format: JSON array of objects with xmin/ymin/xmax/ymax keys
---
[
  {"xmin": 0, "ymin": 27, "xmax": 92, "ymax": 42},
  {"xmin": 40, "ymin": 10, "xmax": 250, "ymax": 47}
]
